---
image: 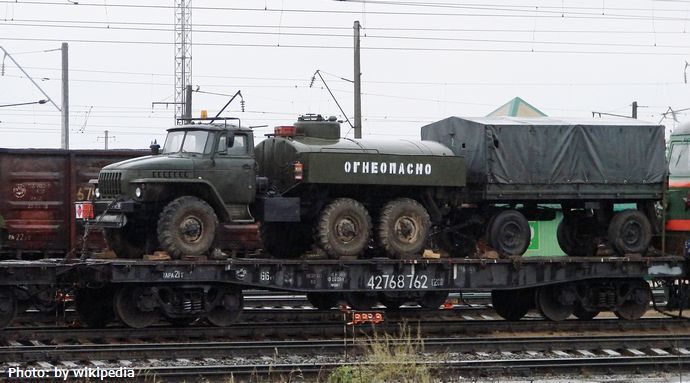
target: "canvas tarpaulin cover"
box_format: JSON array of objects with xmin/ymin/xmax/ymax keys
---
[{"xmin": 420, "ymin": 116, "xmax": 666, "ymax": 187}]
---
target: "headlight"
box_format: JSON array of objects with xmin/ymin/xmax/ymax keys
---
[
  {"xmin": 135, "ymin": 187, "xmax": 142, "ymax": 198},
  {"xmin": 94, "ymin": 188, "xmax": 101, "ymax": 198}
]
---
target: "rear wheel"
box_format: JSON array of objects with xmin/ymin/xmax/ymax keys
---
[
  {"xmin": 113, "ymin": 286, "xmax": 158, "ymax": 328},
  {"xmin": 315, "ymin": 198, "xmax": 372, "ymax": 258},
  {"xmin": 377, "ymin": 198, "xmax": 431, "ymax": 258},
  {"xmin": 488, "ymin": 210, "xmax": 531, "ymax": 256},
  {"xmin": 157, "ymin": 196, "xmax": 218, "ymax": 259},
  {"xmin": 572, "ymin": 302, "xmax": 600, "ymax": 321},
  {"xmin": 536, "ymin": 285, "xmax": 575, "ymax": 321},
  {"xmin": 614, "ymin": 279, "xmax": 651, "ymax": 320},
  {"xmin": 608, "ymin": 209, "xmax": 652, "ymax": 255}
]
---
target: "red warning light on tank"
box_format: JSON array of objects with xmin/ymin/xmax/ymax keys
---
[{"xmin": 274, "ymin": 126, "xmax": 296, "ymax": 137}]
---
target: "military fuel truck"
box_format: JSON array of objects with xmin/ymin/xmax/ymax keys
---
[
  {"xmin": 421, "ymin": 116, "xmax": 667, "ymax": 257},
  {"xmin": 84, "ymin": 115, "xmax": 466, "ymax": 260}
]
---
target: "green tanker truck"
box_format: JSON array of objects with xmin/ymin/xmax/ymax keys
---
[{"xmin": 83, "ymin": 114, "xmax": 466, "ymax": 260}]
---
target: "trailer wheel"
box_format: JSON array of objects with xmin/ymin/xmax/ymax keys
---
[
  {"xmin": 206, "ymin": 287, "xmax": 243, "ymax": 327},
  {"xmin": 488, "ymin": 210, "xmax": 530, "ymax": 256},
  {"xmin": 378, "ymin": 198, "xmax": 431, "ymax": 258},
  {"xmin": 557, "ymin": 213, "xmax": 597, "ymax": 257},
  {"xmin": 75, "ymin": 287, "xmax": 114, "ymax": 328},
  {"xmin": 113, "ymin": 286, "xmax": 158, "ymax": 328},
  {"xmin": 315, "ymin": 198, "xmax": 372, "ymax": 258},
  {"xmin": 260, "ymin": 223, "xmax": 313, "ymax": 258},
  {"xmin": 157, "ymin": 196, "xmax": 218, "ymax": 259},
  {"xmin": 104, "ymin": 225, "xmax": 147, "ymax": 259},
  {"xmin": 608, "ymin": 209, "xmax": 652, "ymax": 255},
  {"xmin": 307, "ymin": 293, "xmax": 341, "ymax": 310},
  {"xmin": 0, "ymin": 288, "xmax": 16, "ymax": 329},
  {"xmin": 491, "ymin": 290, "xmax": 531, "ymax": 321}
]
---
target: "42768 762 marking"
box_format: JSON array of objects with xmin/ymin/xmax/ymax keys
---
[{"xmin": 366, "ymin": 274, "xmax": 433, "ymax": 290}]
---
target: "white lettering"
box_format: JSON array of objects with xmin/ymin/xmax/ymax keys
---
[
  {"xmin": 407, "ymin": 163, "xmax": 414, "ymax": 174},
  {"xmin": 362, "ymin": 162, "xmax": 370, "ymax": 173},
  {"xmin": 415, "ymin": 163, "xmax": 423, "ymax": 175},
  {"xmin": 344, "ymin": 162, "xmax": 351, "ymax": 173},
  {"xmin": 389, "ymin": 163, "xmax": 396, "ymax": 174},
  {"xmin": 380, "ymin": 162, "xmax": 387, "ymax": 173},
  {"xmin": 372, "ymin": 162, "xmax": 379, "ymax": 174},
  {"xmin": 398, "ymin": 163, "xmax": 405, "ymax": 175},
  {"xmin": 354, "ymin": 161, "xmax": 361, "ymax": 173},
  {"xmin": 425, "ymin": 164, "xmax": 432, "ymax": 174}
]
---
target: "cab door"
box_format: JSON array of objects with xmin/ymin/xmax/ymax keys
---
[{"xmin": 211, "ymin": 132, "xmax": 256, "ymax": 205}]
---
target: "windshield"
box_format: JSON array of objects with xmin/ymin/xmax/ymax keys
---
[
  {"xmin": 162, "ymin": 130, "xmax": 210, "ymax": 154},
  {"xmin": 670, "ymin": 143, "xmax": 690, "ymax": 176}
]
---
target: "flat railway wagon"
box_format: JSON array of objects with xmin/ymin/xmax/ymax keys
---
[
  {"xmin": 0, "ymin": 148, "xmax": 147, "ymax": 259},
  {"xmin": 0, "ymin": 253, "xmax": 686, "ymax": 329}
]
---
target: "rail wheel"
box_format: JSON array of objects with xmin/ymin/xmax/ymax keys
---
[
  {"xmin": 488, "ymin": 210, "xmax": 530, "ymax": 256},
  {"xmin": 306, "ymin": 293, "xmax": 340, "ymax": 310},
  {"xmin": 75, "ymin": 287, "xmax": 115, "ymax": 328},
  {"xmin": 491, "ymin": 289, "xmax": 531, "ymax": 321},
  {"xmin": 0, "ymin": 288, "xmax": 17, "ymax": 329},
  {"xmin": 113, "ymin": 286, "xmax": 158, "ymax": 328},
  {"xmin": 206, "ymin": 287, "xmax": 243, "ymax": 327},
  {"xmin": 608, "ymin": 210, "xmax": 652, "ymax": 255},
  {"xmin": 345, "ymin": 292, "xmax": 378, "ymax": 310},
  {"xmin": 261, "ymin": 223, "xmax": 313, "ymax": 258},
  {"xmin": 157, "ymin": 196, "xmax": 219, "ymax": 259},
  {"xmin": 536, "ymin": 285, "xmax": 575, "ymax": 321},
  {"xmin": 418, "ymin": 291, "xmax": 449, "ymax": 309},
  {"xmin": 572, "ymin": 302, "xmax": 600, "ymax": 321},
  {"xmin": 377, "ymin": 198, "xmax": 431, "ymax": 258},
  {"xmin": 557, "ymin": 212, "xmax": 597, "ymax": 257},
  {"xmin": 378, "ymin": 292, "xmax": 409, "ymax": 310},
  {"xmin": 614, "ymin": 279, "xmax": 651, "ymax": 320},
  {"xmin": 315, "ymin": 198, "xmax": 372, "ymax": 258},
  {"xmin": 104, "ymin": 225, "xmax": 147, "ymax": 259}
]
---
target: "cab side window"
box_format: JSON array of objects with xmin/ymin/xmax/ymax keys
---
[{"xmin": 228, "ymin": 135, "xmax": 247, "ymax": 156}]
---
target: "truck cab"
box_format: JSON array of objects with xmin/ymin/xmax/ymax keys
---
[{"xmin": 87, "ymin": 120, "xmax": 256, "ymax": 259}]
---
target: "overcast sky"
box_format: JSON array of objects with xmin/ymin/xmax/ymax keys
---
[{"xmin": 1, "ymin": 0, "xmax": 689, "ymax": 149}]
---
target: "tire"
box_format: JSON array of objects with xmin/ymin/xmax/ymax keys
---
[
  {"xmin": 488, "ymin": 210, "xmax": 530, "ymax": 256},
  {"xmin": 260, "ymin": 222, "xmax": 313, "ymax": 258},
  {"xmin": 557, "ymin": 213, "xmax": 597, "ymax": 257},
  {"xmin": 104, "ymin": 225, "xmax": 147, "ymax": 259},
  {"xmin": 315, "ymin": 198, "xmax": 372, "ymax": 258},
  {"xmin": 377, "ymin": 198, "xmax": 431, "ymax": 258},
  {"xmin": 157, "ymin": 196, "xmax": 219, "ymax": 259},
  {"xmin": 607, "ymin": 209, "xmax": 652, "ymax": 255}
]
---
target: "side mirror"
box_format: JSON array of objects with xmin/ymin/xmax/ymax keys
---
[{"xmin": 227, "ymin": 132, "xmax": 236, "ymax": 148}]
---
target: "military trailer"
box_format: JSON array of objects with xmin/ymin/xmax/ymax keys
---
[
  {"xmin": 421, "ymin": 116, "xmax": 667, "ymax": 257},
  {"xmin": 84, "ymin": 115, "xmax": 466, "ymax": 263}
]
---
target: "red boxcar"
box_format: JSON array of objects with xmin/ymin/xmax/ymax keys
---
[{"xmin": 0, "ymin": 149, "xmax": 147, "ymax": 259}]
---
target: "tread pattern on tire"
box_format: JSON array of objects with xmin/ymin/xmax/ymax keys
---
[
  {"xmin": 377, "ymin": 198, "xmax": 431, "ymax": 258},
  {"xmin": 157, "ymin": 196, "xmax": 219, "ymax": 259},
  {"xmin": 315, "ymin": 198, "xmax": 372, "ymax": 258},
  {"xmin": 488, "ymin": 209, "xmax": 530, "ymax": 256}
]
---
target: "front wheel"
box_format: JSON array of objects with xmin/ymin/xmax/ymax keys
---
[{"xmin": 157, "ymin": 196, "xmax": 219, "ymax": 259}]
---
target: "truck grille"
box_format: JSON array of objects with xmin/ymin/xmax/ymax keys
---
[{"xmin": 98, "ymin": 171, "xmax": 122, "ymax": 197}]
